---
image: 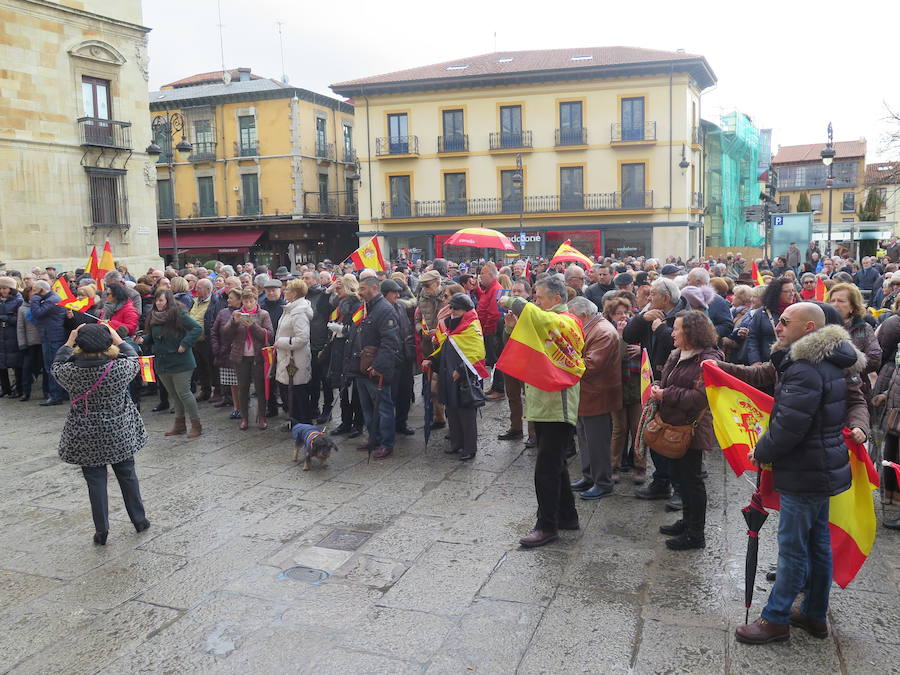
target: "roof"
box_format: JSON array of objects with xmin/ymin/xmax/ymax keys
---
[
  {"xmin": 866, "ymin": 161, "xmax": 900, "ymax": 185},
  {"xmin": 331, "ymin": 46, "xmax": 716, "ymax": 96},
  {"xmin": 772, "ymin": 140, "xmax": 866, "ymax": 164},
  {"xmin": 149, "ymin": 78, "xmax": 353, "ymax": 114},
  {"xmin": 162, "ymin": 69, "xmax": 263, "ymax": 89},
  {"xmin": 150, "ymin": 78, "xmax": 288, "ymax": 104}
]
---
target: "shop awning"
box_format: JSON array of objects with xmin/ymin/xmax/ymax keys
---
[{"xmin": 158, "ymin": 229, "xmax": 263, "ymax": 255}]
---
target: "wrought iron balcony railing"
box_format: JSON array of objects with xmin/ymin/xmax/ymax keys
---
[
  {"xmin": 316, "ymin": 142, "xmax": 334, "ymax": 161},
  {"xmin": 555, "ymin": 127, "xmax": 587, "ymax": 146},
  {"xmin": 189, "ymin": 142, "xmax": 216, "ymax": 162},
  {"xmin": 342, "ymin": 147, "xmax": 357, "ymax": 164},
  {"xmin": 234, "ymin": 141, "xmax": 258, "ymax": 157},
  {"xmin": 375, "ymin": 136, "xmax": 419, "ymax": 156},
  {"xmin": 303, "ymin": 190, "xmax": 358, "ymax": 217},
  {"xmin": 237, "ymin": 198, "xmax": 264, "ymax": 216},
  {"xmin": 78, "ymin": 117, "xmax": 132, "ymax": 150},
  {"xmin": 489, "ymin": 130, "xmax": 533, "ymax": 150},
  {"xmin": 192, "ymin": 201, "xmax": 218, "ymax": 218},
  {"xmin": 437, "ymin": 134, "xmax": 468, "ymax": 153},
  {"xmin": 611, "ymin": 121, "xmax": 657, "ymax": 143}
]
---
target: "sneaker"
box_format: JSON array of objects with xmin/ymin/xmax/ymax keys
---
[{"xmin": 634, "ymin": 479, "xmax": 670, "ymax": 500}]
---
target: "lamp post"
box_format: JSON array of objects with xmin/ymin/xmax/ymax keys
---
[
  {"xmin": 820, "ymin": 122, "xmax": 836, "ymax": 257},
  {"xmin": 512, "ymin": 153, "xmax": 524, "ymax": 258},
  {"xmin": 145, "ymin": 112, "xmax": 192, "ymax": 269}
]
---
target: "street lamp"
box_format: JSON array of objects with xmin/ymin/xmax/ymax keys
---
[
  {"xmin": 145, "ymin": 112, "xmax": 192, "ymax": 269},
  {"xmin": 512, "ymin": 153, "xmax": 524, "ymax": 256},
  {"xmin": 820, "ymin": 122, "xmax": 836, "ymax": 257}
]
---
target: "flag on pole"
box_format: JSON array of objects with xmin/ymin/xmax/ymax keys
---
[
  {"xmin": 346, "ymin": 238, "xmax": 387, "ymax": 272},
  {"xmin": 58, "ymin": 296, "xmax": 96, "ymax": 312},
  {"xmin": 98, "ymin": 240, "xmax": 115, "ymax": 275},
  {"xmin": 495, "ymin": 301, "xmax": 585, "ymax": 391},
  {"xmin": 85, "ymin": 245, "xmax": 99, "ymax": 278},
  {"xmin": 549, "ymin": 239, "xmax": 593, "ymax": 269},
  {"xmin": 51, "ymin": 278, "xmax": 75, "ymax": 303},
  {"xmin": 351, "ymin": 303, "xmax": 367, "ymax": 325},
  {"xmin": 751, "ymin": 260, "xmax": 764, "ymax": 286},
  {"xmin": 640, "ymin": 348, "xmax": 652, "ymax": 406},
  {"xmin": 261, "ymin": 346, "xmax": 275, "ymax": 400},
  {"xmin": 814, "ymin": 276, "xmax": 826, "ymax": 301},
  {"xmin": 138, "ymin": 356, "xmax": 156, "ymax": 383},
  {"xmin": 523, "ymin": 258, "xmax": 531, "ymax": 280}
]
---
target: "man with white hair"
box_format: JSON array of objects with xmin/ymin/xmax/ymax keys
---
[
  {"xmin": 359, "ymin": 268, "xmax": 377, "ymax": 281},
  {"xmin": 685, "ymin": 267, "xmax": 732, "ymax": 339},
  {"xmin": 564, "ymin": 264, "xmax": 585, "ymax": 295}
]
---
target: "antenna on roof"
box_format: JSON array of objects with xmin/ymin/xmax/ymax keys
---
[
  {"xmin": 276, "ymin": 21, "xmax": 288, "ymax": 84},
  {"xmin": 217, "ymin": 0, "xmax": 227, "ymax": 83},
  {"xmin": 493, "ymin": 31, "xmax": 497, "ymax": 52}
]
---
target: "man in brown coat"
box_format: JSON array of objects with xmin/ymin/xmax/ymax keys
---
[{"xmin": 569, "ymin": 296, "xmax": 622, "ymax": 500}]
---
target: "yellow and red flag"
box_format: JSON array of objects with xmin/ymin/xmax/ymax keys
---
[
  {"xmin": 639, "ymin": 348, "xmax": 652, "ymax": 406},
  {"xmin": 883, "ymin": 460, "xmax": 900, "ymax": 486},
  {"xmin": 751, "ymin": 260, "xmax": 764, "ymax": 286},
  {"xmin": 549, "ymin": 239, "xmax": 593, "ymax": 269},
  {"xmin": 814, "ymin": 276, "xmax": 826, "ymax": 301},
  {"xmin": 430, "ymin": 308, "xmax": 490, "ymax": 379},
  {"xmin": 496, "ymin": 301, "xmax": 585, "ymax": 391},
  {"xmin": 138, "ymin": 356, "xmax": 156, "ymax": 383},
  {"xmin": 85, "ymin": 245, "xmax": 99, "ymax": 278},
  {"xmin": 58, "ymin": 296, "xmax": 96, "ymax": 312},
  {"xmin": 702, "ymin": 361, "xmax": 880, "ymax": 588},
  {"xmin": 869, "ymin": 307, "xmax": 890, "ymax": 320},
  {"xmin": 51, "ymin": 278, "xmax": 75, "ymax": 303},
  {"xmin": 261, "ymin": 346, "xmax": 275, "ymax": 399},
  {"xmin": 351, "ymin": 303, "xmax": 367, "ymax": 325},
  {"xmin": 329, "ymin": 307, "xmax": 340, "ymax": 322},
  {"xmin": 347, "ymin": 238, "xmax": 387, "ymax": 272},
  {"xmin": 99, "ymin": 240, "xmax": 115, "ymax": 275}
]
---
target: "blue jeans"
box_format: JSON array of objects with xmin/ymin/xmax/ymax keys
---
[
  {"xmin": 356, "ymin": 375, "xmax": 395, "ymax": 449},
  {"xmin": 42, "ymin": 341, "xmax": 65, "ymax": 400},
  {"xmin": 762, "ymin": 493, "xmax": 832, "ymax": 624}
]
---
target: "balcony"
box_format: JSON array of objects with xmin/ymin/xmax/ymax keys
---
[
  {"xmin": 316, "ymin": 142, "xmax": 335, "ymax": 162},
  {"xmin": 555, "ymin": 127, "xmax": 587, "ymax": 147},
  {"xmin": 236, "ymin": 198, "xmax": 263, "ymax": 216},
  {"xmin": 303, "ymin": 190, "xmax": 358, "ymax": 218},
  {"xmin": 611, "ymin": 121, "xmax": 657, "ymax": 143},
  {"xmin": 692, "ymin": 126, "xmax": 704, "ymax": 145},
  {"xmin": 342, "ymin": 147, "xmax": 357, "ymax": 164},
  {"xmin": 691, "ymin": 192, "xmax": 705, "ymax": 209},
  {"xmin": 234, "ymin": 141, "xmax": 258, "ymax": 157},
  {"xmin": 375, "ymin": 136, "xmax": 419, "ymax": 157},
  {"xmin": 189, "ymin": 142, "xmax": 216, "ymax": 162},
  {"xmin": 192, "ymin": 201, "xmax": 218, "ymax": 218},
  {"xmin": 489, "ymin": 130, "xmax": 533, "ymax": 151},
  {"xmin": 381, "ymin": 191, "xmax": 654, "ymax": 219},
  {"xmin": 78, "ymin": 117, "xmax": 132, "ymax": 150},
  {"xmin": 437, "ymin": 134, "xmax": 468, "ymax": 154}
]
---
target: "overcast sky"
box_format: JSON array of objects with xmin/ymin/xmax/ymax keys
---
[{"xmin": 144, "ymin": 0, "xmax": 900, "ymax": 161}]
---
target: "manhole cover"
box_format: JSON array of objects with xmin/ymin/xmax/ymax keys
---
[
  {"xmin": 278, "ymin": 566, "xmax": 330, "ymax": 584},
  {"xmin": 317, "ymin": 528, "xmax": 371, "ymax": 551}
]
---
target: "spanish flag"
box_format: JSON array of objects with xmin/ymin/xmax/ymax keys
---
[
  {"xmin": 85, "ymin": 245, "xmax": 100, "ymax": 280},
  {"xmin": 351, "ymin": 303, "xmax": 367, "ymax": 325},
  {"xmin": 99, "ymin": 240, "xmax": 115, "ymax": 275},
  {"xmin": 138, "ymin": 356, "xmax": 156, "ymax": 383},
  {"xmin": 702, "ymin": 361, "xmax": 880, "ymax": 588},
  {"xmin": 869, "ymin": 307, "xmax": 890, "ymax": 320},
  {"xmin": 496, "ymin": 300, "xmax": 584, "ymax": 392},
  {"xmin": 751, "ymin": 260, "xmax": 764, "ymax": 286},
  {"xmin": 430, "ymin": 308, "xmax": 490, "ymax": 379},
  {"xmin": 51, "ymin": 278, "xmax": 75, "ymax": 303},
  {"xmin": 639, "ymin": 348, "xmax": 652, "ymax": 406},
  {"xmin": 329, "ymin": 307, "xmax": 340, "ymax": 322},
  {"xmin": 814, "ymin": 276, "xmax": 826, "ymax": 301},
  {"xmin": 347, "ymin": 238, "xmax": 387, "ymax": 272},
  {"xmin": 261, "ymin": 346, "xmax": 275, "ymax": 400},
  {"xmin": 549, "ymin": 239, "xmax": 593, "ymax": 269},
  {"xmin": 58, "ymin": 296, "xmax": 96, "ymax": 312}
]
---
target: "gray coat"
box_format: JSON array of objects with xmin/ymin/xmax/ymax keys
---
[
  {"xmin": 16, "ymin": 304, "xmax": 41, "ymax": 347},
  {"xmin": 51, "ymin": 342, "xmax": 146, "ymax": 466}
]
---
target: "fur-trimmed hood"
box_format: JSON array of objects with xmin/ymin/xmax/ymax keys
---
[{"xmin": 787, "ymin": 324, "xmax": 867, "ymax": 376}]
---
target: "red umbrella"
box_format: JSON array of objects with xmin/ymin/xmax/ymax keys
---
[{"xmin": 444, "ymin": 227, "xmax": 516, "ymax": 251}]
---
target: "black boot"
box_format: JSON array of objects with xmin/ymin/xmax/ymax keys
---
[
  {"xmin": 635, "ymin": 479, "xmax": 670, "ymax": 500},
  {"xmin": 659, "ymin": 520, "xmax": 685, "ymax": 536},
  {"xmin": 665, "ymin": 532, "xmax": 705, "ymax": 550}
]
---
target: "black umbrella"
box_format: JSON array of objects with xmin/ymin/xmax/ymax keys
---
[
  {"xmin": 422, "ymin": 367, "xmax": 434, "ymax": 446},
  {"xmin": 740, "ymin": 470, "xmax": 771, "ymax": 624},
  {"xmin": 367, "ymin": 373, "xmax": 384, "ymax": 463}
]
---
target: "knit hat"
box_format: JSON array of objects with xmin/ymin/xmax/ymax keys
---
[
  {"xmin": 681, "ymin": 285, "xmax": 714, "ymax": 310},
  {"xmin": 448, "ymin": 292, "xmax": 474, "ymax": 310},
  {"xmin": 0, "ymin": 277, "xmax": 17, "ymax": 290},
  {"xmin": 75, "ymin": 324, "xmax": 113, "ymax": 353}
]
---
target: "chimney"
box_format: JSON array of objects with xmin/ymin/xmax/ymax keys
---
[{"xmin": 238, "ymin": 67, "xmax": 251, "ymax": 82}]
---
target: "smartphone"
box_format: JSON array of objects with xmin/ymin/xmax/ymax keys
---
[{"xmin": 134, "ymin": 330, "xmax": 144, "ymax": 338}]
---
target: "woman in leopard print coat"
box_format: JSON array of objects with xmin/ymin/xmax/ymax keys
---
[{"xmin": 51, "ymin": 323, "xmax": 150, "ymax": 545}]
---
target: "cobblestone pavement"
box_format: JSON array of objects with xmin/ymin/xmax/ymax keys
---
[{"xmin": 1, "ymin": 388, "xmax": 899, "ymax": 674}]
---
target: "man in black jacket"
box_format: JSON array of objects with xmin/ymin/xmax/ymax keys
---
[
  {"xmin": 735, "ymin": 302, "xmax": 866, "ymax": 645},
  {"xmin": 306, "ymin": 272, "xmax": 334, "ymax": 423},
  {"xmin": 347, "ymin": 277, "xmax": 401, "ymax": 459},
  {"xmin": 382, "ymin": 279, "xmax": 416, "ymax": 436}
]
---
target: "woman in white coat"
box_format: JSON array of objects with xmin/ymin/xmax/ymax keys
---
[{"xmin": 274, "ymin": 278, "xmax": 314, "ymax": 426}]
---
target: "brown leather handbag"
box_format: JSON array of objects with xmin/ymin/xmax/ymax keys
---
[
  {"xmin": 359, "ymin": 345, "xmax": 377, "ymax": 373},
  {"xmin": 643, "ymin": 410, "xmax": 706, "ymax": 459}
]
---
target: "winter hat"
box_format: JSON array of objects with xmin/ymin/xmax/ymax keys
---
[
  {"xmin": 681, "ymin": 285, "xmax": 715, "ymax": 310},
  {"xmin": 75, "ymin": 324, "xmax": 113, "ymax": 354},
  {"xmin": 0, "ymin": 277, "xmax": 17, "ymax": 290},
  {"xmin": 448, "ymin": 292, "xmax": 474, "ymax": 311}
]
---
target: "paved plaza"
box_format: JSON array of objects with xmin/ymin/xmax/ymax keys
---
[{"xmin": 1, "ymin": 389, "xmax": 898, "ymax": 674}]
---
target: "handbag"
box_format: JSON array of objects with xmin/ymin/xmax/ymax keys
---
[
  {"xmin": 359, "ymin": 345, "xmax": 377, "ymax": 373},
  {"xmin": 643, "ymin": 409, "xmax": 706, "ymax": 459},
  {"xmin": 457, "ymin": 368, "xmax": 485, "ymax": 409}
]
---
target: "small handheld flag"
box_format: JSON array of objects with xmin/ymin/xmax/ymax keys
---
[
  {"xmin": 346, "ymin": 238, "xmax": 387, "ymax": 272},
  {"xmin": 549, "ymin": 240, "xmax": 593, "ymax": 269},
  {"xmin": 351, "ymin": 303, "xmax": 367, "ymax": 325},
  {"xmin": 58, "ymin": 296, "xmax": 96, "ymax": 312},
  {"xmin": 138, "ymin": 356, "xmax": 156, "ymax": 383},
  {"xmin": 51, "ymin": 278, "xmax": 75, "ymax": 303},
  {"xmin": 751, "ymin": 260, "xmax": 764, "ymax": 286}
]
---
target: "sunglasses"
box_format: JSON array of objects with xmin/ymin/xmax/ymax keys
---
[
  {"xmin": 777, "ymin": 317, "xmax": 792, "ymax": 327},
  {"xmin": 803, "ymin": 280, "xmax": 815, "ymax": 284}
]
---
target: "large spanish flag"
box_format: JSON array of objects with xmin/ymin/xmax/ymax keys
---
[
  {"xmin": 702, "ymin": 361, "xmax": 880, "ymax": 588},
  {"xmin": 347, "ymin": 238, "xmax": 387, "ymax": 272},
  {"xmin": 496, "ymin": 301, "xmax": 584, "ymax": 391},
  {"xmin": 549, "ymin": 239, "xmax": 593, "ymax": 269},
  {"xmin": 430, "ymin": 308, "xmax": 489, "ymax": 379}
]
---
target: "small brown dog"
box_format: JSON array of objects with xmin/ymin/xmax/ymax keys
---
[{"xmin": 291, "ymin": 424, "xmax": 338, "ymax": 471}]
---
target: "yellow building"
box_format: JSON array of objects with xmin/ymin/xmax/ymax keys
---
[
  {"xmin": 0, "ymin": 0, "xmax": 159, "ymax": 272},
  {"xmin": 150, "ymin": 69, "xmax": 358, "ymax": 269},
  {"xmin": 330, "ymin": 47, "xmax": 716, "ymax": 261}
]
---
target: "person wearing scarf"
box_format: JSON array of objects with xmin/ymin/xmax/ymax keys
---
[
  {"xmin": 422, "ymin": 293, "xmax": 489, "ymax": 461},
  {"xmin": 224, "ymin": 288, "xmax": 274, "ymax": 430},
  {"xmin": 99, "ymin": 282, "xmax": 139, "ymax": 335}
]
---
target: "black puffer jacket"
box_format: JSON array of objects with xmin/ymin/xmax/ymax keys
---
[
  {"xmin": 306, "ymin": 285, "xmax": 331, "ymax": 352},
  {"xmin": 754, "ymin": 324, "xmax": 867, "ymax": 498},
  {"xmin": 345, "ymin": 294, "xmax": 400, "ymax": 381}
]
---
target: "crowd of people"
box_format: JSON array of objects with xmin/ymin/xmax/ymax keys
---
[{"xmin": 1, "ymin": 237, "xmax": 899, "ymax": 644}]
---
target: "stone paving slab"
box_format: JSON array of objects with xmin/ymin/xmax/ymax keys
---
[{"xmin": 1, "ymin": 392, "xmax": 899, "ymax": 673}]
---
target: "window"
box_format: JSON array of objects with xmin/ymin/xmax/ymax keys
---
[
  {"xmin": 153, "ymin": 127, "xmax": 172, "ymax": 164},
  {"xmin": 444, "ymin": 172, "xmax": 467, "ymax": 216},
  {"xmin": 346, "ymin": 177, "xmax": 356, "ymax": 212},
  {"xmin": 499, "ymin": 105, "xmax": 523, "ymax": 148},
  {"xmin": 842, "ymin": 192, "xmax": 855, "ymax": 212},
  {"xmin": 197, "ymin": 176, "xmax": 215, "ymax": 217},
  {"xmin": 81, "ymin": 76, "xmax": 112, "ymax": 145},
  {"xmin": 318, "ymin": 173, "xmax": 329, "ymax": 212},
  {"xmin": 441, "ymin": 109, "xmax": 465, "ymax": 152},
  {"xmin": 157, "ymin": 179, "xmax": 172, "ymax": 220},
  {"xmin": 779, "ymin": 196, "xmax": 790, "ymax": 212},
  {"xmin": 621, "ymin": 97, "xmax": 645, "ymax": 141},
  {"xmin": 621, "ymin": 163, "xmax": 646, "ymax": 209},
  {"xmin": 810, "ymin": 194, "xmax": 822, "ymax": 212},
  {"xmin": 241, "ymin": 173, "xmax": 260, "ymax": 214},
  {"xmin": 388, "ymin": 113, "xmax": 408, "ymax": 154},
  {"xmin": 842, "ymin": 218, "xmax": 854, "ymax": 222},
  {"xmin": 560, "ymin": 166, "xmax": 584, "ymax": 210},
  {"xmin": 192, "ymin": 119, "xmax": 214, "ymax": 158},
  {"xmin": 877, "ymin": 187, "xmax": 887, "ymax": 203},
  {"xmin": 87, "ymin": 169, "xmax": 127, "ymax": 226},
  {"xmin": 558, "ymin": 101, "xmax": 584, "ymax": 145},
  {"xmin": 777, "ymin": 162, "xmax": 858, "ymax": 189},
  {"xmin": 501, "ymin": 169, "xmax": 523, "ymax": 213},
  {"xmin": 316, "ymin": 117, "xmax": 327, "ymax": 157},
  {"xmin": 389, "ymin": 175, "xmax": 411, "ymax": 217},
  {"xmin": 238, "ymin": 115, "xmax": 257, "ymax": 156},
  {"xmin": 343, "ymin": 124, "xmax": 353, "ymax": 162}
]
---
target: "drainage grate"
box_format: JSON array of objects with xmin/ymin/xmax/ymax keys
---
[
  {"xmin": 278, "ymin": 566, "xmax": 330, "ymax": 584},
  {"xmin": 317, "ymin": 528, "xmax": 372, "ymax": 551}
]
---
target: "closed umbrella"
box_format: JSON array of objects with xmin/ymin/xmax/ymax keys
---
[
  {"xmin": 444, "ymin": 227, "xmax": 516, "ymax": 251},
  {"xmin": 741, "ymin": 470, "xmax": 771, "ymax": 624}
]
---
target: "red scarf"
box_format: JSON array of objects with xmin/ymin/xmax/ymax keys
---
[{"xmin": 242, "ymin": 305, "xmax": 259, "ymax": 352}]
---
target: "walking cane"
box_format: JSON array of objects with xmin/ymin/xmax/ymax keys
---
[{"xmin": 367, "ymin": 372, "xmax": 384, "ymax": 464}]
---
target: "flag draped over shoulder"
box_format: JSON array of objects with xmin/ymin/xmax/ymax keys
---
[
  {"xmin": 496, "ymin": 302, "xmax": 584, "ymax": 392},
  {"xmin": 701, "ymin": 361, "xmax": 880, "ymax": 588},
  {"xmin": 430, "ymin": 309, "xmax": 489, "ymax": 379},
  {"xmin": 347, "ymin": 238, "xmax": 387, "ymax": 272}
]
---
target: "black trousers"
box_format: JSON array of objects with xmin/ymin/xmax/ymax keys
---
[
  {"xmin": 0, "ymin": 367, "xmax": 22, "ymax": 395},
  {"xmin": 484, "ymin": 333, "xmax": 505, "ymax": 393},
  {"xmin": 340, "ymin": 379, "xmax": 363, "ymax": 429},
  {"xmin": 279, "ymin": 381, "xmax": 312, "ymax": 425},
  {"xmin": 191, "ymin": 340, "xmax": 213, "ymax": 392},
  {"xmin": 671, "ymin": 447, "xmax": 707, "ymax": 536},
  {"xmin": 81, "ymin": 458, "xmax": 146, "ymax": 534},
  {"xmin": 447, "ymin": 406, "xmax": 478, "ymax": 454},
  {"xmin": 392, "ymin": 360, "xmax": 414, "ymax": 429},
  {"xmin": 534, "ymin": 421, "xmax": 578, "ymax": 531},
  {"xmin": 308, "ymin": 350, "xmax": 334, "ymax": 415}
]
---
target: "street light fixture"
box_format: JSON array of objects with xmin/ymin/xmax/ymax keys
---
[
  {"xmin": 145, "ymin": 111, "xmax": 192, "ymax": 269},
  {"xmin": 512, "ymin": 153, "xmax": 524, "ymax": 255},
  {"xmin": 820, "ymin": 122, "xmax": 836, "ymax": 256}
]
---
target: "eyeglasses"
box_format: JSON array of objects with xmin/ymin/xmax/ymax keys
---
[
  {"xmin": 777, "ymin": 317, "xmax": 792, "ymax": 327},
  {"xmin": 803, "ymin": 280, "xmax": 815, "ymax": 284}
]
